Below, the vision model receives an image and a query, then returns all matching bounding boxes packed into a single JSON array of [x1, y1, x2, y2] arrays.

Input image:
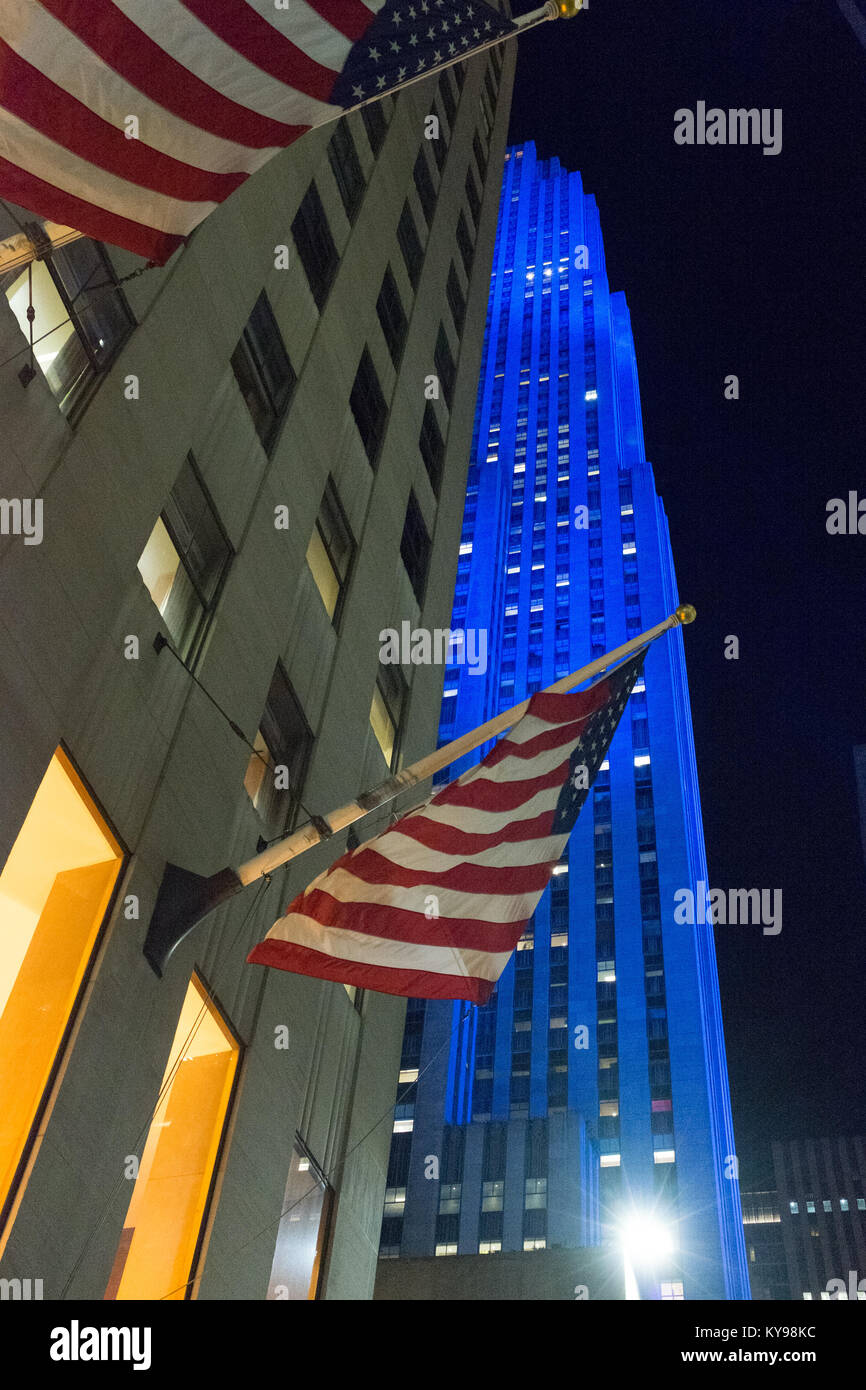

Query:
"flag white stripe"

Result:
[[418, 781, 562, 835], [112, 0, 341, 125], [242, 0, 353, 69], [0, 106, 215, 233], [495, 705, 596, 746], [0, 1, 280, 174], [270, 911, 513, 981], [367, 826, 567, 876], [454, 736, 580, 791], [305, 865, 557, 924]]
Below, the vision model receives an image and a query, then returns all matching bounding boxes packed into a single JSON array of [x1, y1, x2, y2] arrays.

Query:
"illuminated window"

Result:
[[244, 665, 313, 831], [393, 1118, 414, 1133], [435, 1243, 457, 1256], [383, 1186, 406, 1218], [482, 1180, 504, 1212], [307, 477, 355, 626], [105, 974, 239, 1300], [398, 1068, 419, 1084], [479, 1241, 501, 1254], [523, 1238, 546, 1251], [2, 237, 134, 415], [661, 1280, 684, 1300], [0, 749, 124, 1233], [370, 663, 408, 770], [267, 1140, 333, 1300]]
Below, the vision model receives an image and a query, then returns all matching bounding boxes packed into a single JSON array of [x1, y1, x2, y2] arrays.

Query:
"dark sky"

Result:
[[509, 0, 866, 1187]]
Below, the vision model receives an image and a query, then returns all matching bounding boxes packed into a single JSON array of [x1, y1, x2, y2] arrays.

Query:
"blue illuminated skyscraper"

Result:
[[378, 142, 750, 1300]]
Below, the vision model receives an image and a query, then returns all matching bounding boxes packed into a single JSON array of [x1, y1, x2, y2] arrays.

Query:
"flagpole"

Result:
[[142, 603, 694, 974], [236, 603, 694, 885]]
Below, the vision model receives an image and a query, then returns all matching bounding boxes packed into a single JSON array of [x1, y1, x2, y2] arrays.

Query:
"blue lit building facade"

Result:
[[378, 142, 750, 1300]]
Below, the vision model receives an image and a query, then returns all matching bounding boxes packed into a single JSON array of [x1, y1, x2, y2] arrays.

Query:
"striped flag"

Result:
[[0, 1, 516, 265], [248, 651, 646, 1004]]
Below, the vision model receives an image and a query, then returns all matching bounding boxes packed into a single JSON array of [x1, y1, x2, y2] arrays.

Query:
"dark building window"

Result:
[[291, 182, 338, 309], [456, 211, 474, 277], [400, 491, 431, 604], [244, 665, 313, 831], [397, 201, 424, 289], [349, 347, 388, 466], [413, 149, 437, 226], [434, 324, 457, 409], [419, 403, 445, 496], [230, 290, 295, 454], [137, 453, 231, 664], [446, 264, 466, 336], [328, 119, 365, 221], [2, 238, 135, 417], [306, 476, 355, 627], [465, 167, 482, 227], [439, 68, 458, 128], [361, 97, 389, 154], [376, 266, 408, 367], [473, 132, 488, 183]]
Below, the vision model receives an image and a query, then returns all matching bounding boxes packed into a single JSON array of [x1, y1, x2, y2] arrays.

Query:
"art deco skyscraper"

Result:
[[378, 141, 751, 1301]]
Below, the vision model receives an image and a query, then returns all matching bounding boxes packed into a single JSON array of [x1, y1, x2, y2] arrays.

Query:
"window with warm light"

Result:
[[0, 749, 124, 1232], [105, 974, 239, 1300]]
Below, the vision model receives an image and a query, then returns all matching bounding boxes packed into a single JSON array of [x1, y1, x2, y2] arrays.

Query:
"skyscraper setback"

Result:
[[377, 141, 750, 1300]]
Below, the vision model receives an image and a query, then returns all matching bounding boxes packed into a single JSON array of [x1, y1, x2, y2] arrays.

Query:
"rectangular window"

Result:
[[306, 476, 355, 626], [456, 211, 474, 277], [434, 324, 456, 409], [105, 973, 240, 1299], [397, 201, 424, 290], [465, 167, 482, 227], [137, 453, 231, 664], [328, 118, 365, 221], [291, 182, 338, 309], [413, 149, 437, 226], [349, 346, 388, 466], [419, 402, 445, 497], [370, 662, 408, 770], [361, 98, 389, 155], [244, 665, 314, 832], [446, 264, 466, 336], [439, 68, 457, 128], [2, 237, 134, 417], [230, 290, 295, 454], [266, 1140, 333, 1300], [400, 491, 431, 604], [0, 749, 124, 1232], [376, 266, 408, 367]]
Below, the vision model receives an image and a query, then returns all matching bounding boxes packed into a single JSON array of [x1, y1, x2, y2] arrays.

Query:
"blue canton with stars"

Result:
[[330, 1, 516, 108], [550, 650, 647, 836]]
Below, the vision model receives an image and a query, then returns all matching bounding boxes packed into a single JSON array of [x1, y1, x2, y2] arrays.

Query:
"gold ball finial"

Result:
[[675, 604, 697, 625], [557, 1, 584, 17]]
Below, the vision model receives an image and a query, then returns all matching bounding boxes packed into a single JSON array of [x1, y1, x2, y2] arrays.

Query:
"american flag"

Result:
[[0, 1, 516, 266], [248, 651, 646, 1004]]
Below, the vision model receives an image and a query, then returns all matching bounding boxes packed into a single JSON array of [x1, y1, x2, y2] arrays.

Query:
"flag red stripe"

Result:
[[180, 0, 338, 102], [482, 711, 595, 766], [433, 759, 569, 813], [0, 39, 245, 203], [247, 937, 494, 1004], [0, 155, 182, 262], [345, 847, 557, 895], [289, 891, 526, 951], [383, 807, 556, 857], [527, 680, 613, 724], [306, 0, 377, 42], [37, 0, 307, 147]]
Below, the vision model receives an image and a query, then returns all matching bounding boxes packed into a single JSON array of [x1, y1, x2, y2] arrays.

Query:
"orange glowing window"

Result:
[[0, 748, 124, 1233], [106, 974, 239, 1301]]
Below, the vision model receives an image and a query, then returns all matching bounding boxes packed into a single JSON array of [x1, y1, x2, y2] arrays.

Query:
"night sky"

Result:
[[509, 0, 866, 1186]]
